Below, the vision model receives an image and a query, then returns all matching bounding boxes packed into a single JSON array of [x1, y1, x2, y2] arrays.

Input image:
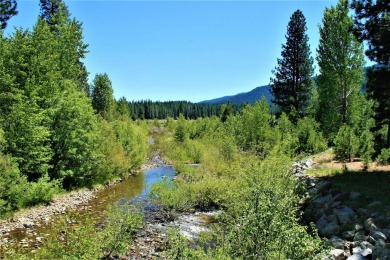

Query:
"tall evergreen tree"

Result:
[[39, 0, 70, 28], [351, 0, 390, 147], [91, 73, 115, 121], [0, 0, 17, 30], [270, 10, 314, 121], [316, 0, 365, 139]]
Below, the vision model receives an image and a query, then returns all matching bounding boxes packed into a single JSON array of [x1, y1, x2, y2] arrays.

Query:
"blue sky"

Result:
[[4, 0, 360, 102]]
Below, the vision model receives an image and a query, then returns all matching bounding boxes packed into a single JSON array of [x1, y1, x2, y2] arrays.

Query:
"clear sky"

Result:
[[4, 0, 357, 102]]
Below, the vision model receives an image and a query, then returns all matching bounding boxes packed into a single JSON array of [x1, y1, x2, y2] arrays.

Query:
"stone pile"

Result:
[[293, 159, 390, 259]]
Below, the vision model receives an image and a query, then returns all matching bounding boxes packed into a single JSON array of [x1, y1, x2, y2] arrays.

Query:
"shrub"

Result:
[[377, 148, 390, 165], [18, 174, 60, 208], [334, 125, 359, 162]]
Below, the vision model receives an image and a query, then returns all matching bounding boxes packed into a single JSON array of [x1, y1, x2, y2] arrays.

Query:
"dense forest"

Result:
[[0, 0, 389, 258]]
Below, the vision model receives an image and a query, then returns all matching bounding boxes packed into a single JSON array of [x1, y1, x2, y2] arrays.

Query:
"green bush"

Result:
[[334, 125, 359, 162], [377, 147, 390, 165], [18, 174, 60, 208]]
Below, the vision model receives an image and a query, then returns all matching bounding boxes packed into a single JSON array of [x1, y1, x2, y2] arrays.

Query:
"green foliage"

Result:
[[235, 99, 276, 156], [18, 174, 60, 208], [91, 73, 116, 121], [316, 0, 365, 139], [50, 89, 99, 189], [270, 9, 314, 121], [296, 117, 327, 154], [377, 148, 390, 165], [101, 203, 143, 258], [174, 114, 188, 143], [0, 153, 26, 216], [334, 125, 360, 162], [0, 0, 18, 30]]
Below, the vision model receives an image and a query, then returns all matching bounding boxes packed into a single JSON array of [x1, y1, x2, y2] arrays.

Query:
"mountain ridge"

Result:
[[199, 84, 272, 104]]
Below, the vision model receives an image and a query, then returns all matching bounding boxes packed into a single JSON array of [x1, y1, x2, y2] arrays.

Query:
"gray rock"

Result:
[[367, 201, 383, 208], [361, 241, 375, 250], [355, 224, 364, 231], [371, 224, 379, 234], [342, 231, 356, 240], [334, 207, 357, 225], [354, 232, 367, 242], [352, 246, 362, 254], [317, 214, 328, 233], [349, 192, 361, 200], [382, 230, 390, 239], [364, 218, 375, 231], [333, 192, 350, 202], [326, 236, 345, 249], [373, 231, 388, 241], [347, 253, 365, 260], [323, 222, 341, 238], [314, 194, 333, 206], [356, 208, 369, 218], [327, 214, 339, 224], [317, 181, 332, 195], [328, 249, 346, 260], [376, 239, 387, 248], [360, 248, 373, 257], [368, 235, 377, 244], [372, 248, 390, 259]]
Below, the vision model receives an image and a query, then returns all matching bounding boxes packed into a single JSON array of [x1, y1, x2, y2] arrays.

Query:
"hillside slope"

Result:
[[199, 85, 272, 104]]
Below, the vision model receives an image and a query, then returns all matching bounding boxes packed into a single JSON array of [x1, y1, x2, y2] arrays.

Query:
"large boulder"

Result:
[[325, 236, 345, 249], [322, 221, 341, 238], [334, 207, 357, 225], [327, 249, 346, 260], [372, 231, 388, 241], [317, 181, 332, 195]]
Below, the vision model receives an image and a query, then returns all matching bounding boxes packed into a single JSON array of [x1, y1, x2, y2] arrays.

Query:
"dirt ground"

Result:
[[312, 152, 390, 172]]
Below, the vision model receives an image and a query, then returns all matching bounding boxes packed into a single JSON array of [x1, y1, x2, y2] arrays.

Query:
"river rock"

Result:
[[312, 194, 332, 207], [372, 231, 387, 241], [376, 239, 387, 248], [323, 222, 341, 238], [327, 249, 346, 260], [364, 218, 375, 232], [349, 192, 361, 201], [326, 236, 345, 249], [367, 201, 383, 209], [347, 253, 365, 260], [332, 192, 350, 202], [355, 224, 364, 231], [382, 229, 390, 239], [360, 241, 375, 250], [334, 206, 357, 225], [372, 248, 390, 259], [342, 231, 355, 240], [354, 232, 367, 242], [317, 181, 332, 195]]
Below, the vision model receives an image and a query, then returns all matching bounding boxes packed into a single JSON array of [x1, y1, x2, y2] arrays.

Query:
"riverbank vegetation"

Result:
[[0, 2, 148, 217], [0, 0, 389, 258]]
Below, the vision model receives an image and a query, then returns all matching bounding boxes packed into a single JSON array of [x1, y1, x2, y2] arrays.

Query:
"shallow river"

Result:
[[6, 166, 176, 247]]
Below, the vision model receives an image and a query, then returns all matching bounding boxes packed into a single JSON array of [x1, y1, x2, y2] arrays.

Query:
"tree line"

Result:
[[0, 0, 147, 216], [270, 0, 389, 164]]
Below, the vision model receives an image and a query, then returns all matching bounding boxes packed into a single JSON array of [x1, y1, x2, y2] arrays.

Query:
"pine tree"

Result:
[[0, 0, 17, 30], [39, 0, 70, 28], [351, 0, 390, 148], [270, 10, 314, 121], [316, 0, 365, 140]]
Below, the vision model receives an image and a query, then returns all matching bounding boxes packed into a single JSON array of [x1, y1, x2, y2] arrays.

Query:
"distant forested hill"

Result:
[[199, 85, 272, 104]]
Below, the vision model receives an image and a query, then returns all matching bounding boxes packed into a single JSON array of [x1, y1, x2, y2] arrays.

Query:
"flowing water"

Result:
[[3, 166, 176, 248]]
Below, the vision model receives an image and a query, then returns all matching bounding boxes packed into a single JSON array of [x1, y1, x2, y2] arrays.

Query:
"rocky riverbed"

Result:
[[293, 159, 390, 260]]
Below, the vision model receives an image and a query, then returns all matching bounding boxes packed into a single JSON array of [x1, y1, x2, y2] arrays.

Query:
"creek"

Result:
[[2, 166, 176, 249]]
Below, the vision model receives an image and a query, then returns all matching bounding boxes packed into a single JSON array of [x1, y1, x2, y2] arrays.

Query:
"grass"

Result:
[[308, 152, 390, 206]]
